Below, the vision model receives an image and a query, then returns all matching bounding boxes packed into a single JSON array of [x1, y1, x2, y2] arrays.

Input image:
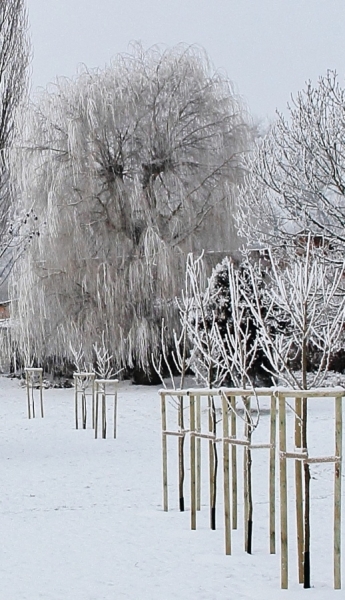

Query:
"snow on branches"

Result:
[[175, 241, 345, 391], [237, 71, 345, 258], [9, 44, 250, 373]]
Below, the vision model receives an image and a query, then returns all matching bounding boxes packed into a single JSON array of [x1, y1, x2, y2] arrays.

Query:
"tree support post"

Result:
[[190, 394, 197, 530], [222, 393, 231, 555], [334, 394, 342, 590], [279, 392, 288, 589], [24, 367, 44, 419]]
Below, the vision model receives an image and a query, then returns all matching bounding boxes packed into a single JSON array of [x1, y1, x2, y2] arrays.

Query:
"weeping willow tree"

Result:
[[0, 0, 30, 293], [10, 44, 250, 374]]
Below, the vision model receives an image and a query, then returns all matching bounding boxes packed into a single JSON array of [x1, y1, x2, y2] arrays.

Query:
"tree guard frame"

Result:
[[73, 372, 95, 430], [220, 388, 277, 557], [160, 386, 342, 590], [159, 389, 190, 513], [24, 367, 44, 419], [278, 389, 343, 590], [94, 378, 119, 439]]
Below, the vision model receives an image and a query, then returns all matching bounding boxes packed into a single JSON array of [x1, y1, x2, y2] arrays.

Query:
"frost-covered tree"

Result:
[[246, 240, 345, 390], [243, 236, 345, 587], [0, 0, 30, 291], [237, 71, 345, 256], [10, 44, 250, 373]]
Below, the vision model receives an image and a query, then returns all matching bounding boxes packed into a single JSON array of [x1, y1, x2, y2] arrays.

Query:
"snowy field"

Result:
[[0, 376, 343, 599]]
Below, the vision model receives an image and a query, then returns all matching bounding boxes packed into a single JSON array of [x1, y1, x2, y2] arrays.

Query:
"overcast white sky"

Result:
[[27, 0, 345, 120]]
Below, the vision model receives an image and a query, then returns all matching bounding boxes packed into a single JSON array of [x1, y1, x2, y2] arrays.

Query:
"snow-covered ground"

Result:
[[0, 376, 343, 599]]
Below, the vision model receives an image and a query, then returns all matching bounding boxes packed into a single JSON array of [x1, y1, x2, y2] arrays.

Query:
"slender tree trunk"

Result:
[[178, 395, 185, 511], [302, 394, 311, 588], [301, 328, 311, 587], [210, 396, 218, 530], [244, 396, 253, 553]]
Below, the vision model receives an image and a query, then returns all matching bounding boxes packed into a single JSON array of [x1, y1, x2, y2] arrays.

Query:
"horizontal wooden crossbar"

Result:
[[280, 451, 340, 464], [305, 456, 340, 464], [278, 389, 344, 399], [280, 451, 308, 460], [223, 437, 273, 449], [223, 437, 249, 447], [73, 372, 95, 378], [250, 443, 273, 449], [190, 431, 222, 442], [159, 390, 189, 397], [187, 389, 221, 396], [162, 430, 188, 438], [220, 387, 274, 397]]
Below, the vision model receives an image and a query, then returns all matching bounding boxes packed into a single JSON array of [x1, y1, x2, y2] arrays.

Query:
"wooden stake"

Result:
[[231, 395, 238, 530], [39, 370, 44, 418], [178, 394, 185, 512], [190, 394, 196, 530], [113, 389, 118, 439], [294, 396, 304, 584], [222, 394, 231, 555], [92, 377, 95, 429], [208, 396, 215, 529], [82, 390, 87, 429], [102, 390, 106, 438], [95, 388, 99, 439], [31, 381, 35, 418], [269, 392, 276, 554], [279, 392, 288, 589], [161, 393, 168, 512], [25, 368, 43, 419], [196, 395, 201, 511], [74, 379, 78, 429], [26, 371, 31, 419], [243, 396, 253, 554], [334, 394, 342, 590]]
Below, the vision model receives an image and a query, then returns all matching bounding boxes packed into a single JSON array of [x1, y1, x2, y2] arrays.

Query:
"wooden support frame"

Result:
[[279, 392, 288, 590], [73, 372, 95, 430], [94, 379, 119, 439], [24, 367, 44, 419], [188, 390, 222, 532], [222, 392, 231, 555], [159, 390, 190, 513], [220, 388, 277, 556], [190, 393, 196, 530], [278, 388, 343, 590], [159, 385, 343, 591], [334, 393, 342, 590]]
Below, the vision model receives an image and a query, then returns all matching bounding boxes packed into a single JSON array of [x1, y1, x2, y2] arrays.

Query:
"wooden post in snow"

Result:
[[294, 395, 304, 584], [196, 395, 201, 511], [279, 392, 288, 589], [231, 395, 238, 530], [94, 379, 118, 439], [190, 393, 196, 530], [24, 367, 44, 419], [160, 391, 168, 512], [334, 393, 342, 590], [269, 391, 277, 555], [222, 392, 231, 555], [73, 372, 95, 430]]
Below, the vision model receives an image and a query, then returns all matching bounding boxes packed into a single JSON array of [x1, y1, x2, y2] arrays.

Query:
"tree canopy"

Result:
[[11, 45, 251, 373], [0, 0, 30, 292], [237, 71, 345, 257]]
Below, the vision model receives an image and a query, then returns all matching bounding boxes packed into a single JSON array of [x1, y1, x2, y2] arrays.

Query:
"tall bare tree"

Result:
[[237, 71, 345, 258], [10, 45, 250, 373], [0, 0, 30, 291]]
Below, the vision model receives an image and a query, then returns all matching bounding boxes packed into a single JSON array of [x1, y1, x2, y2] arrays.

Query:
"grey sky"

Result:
[[27, 0, 345, 120]]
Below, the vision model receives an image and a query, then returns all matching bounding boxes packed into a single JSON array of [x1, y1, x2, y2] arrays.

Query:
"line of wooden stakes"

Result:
[[159, 387, 343, 590], [24, 367, 119, 439]]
